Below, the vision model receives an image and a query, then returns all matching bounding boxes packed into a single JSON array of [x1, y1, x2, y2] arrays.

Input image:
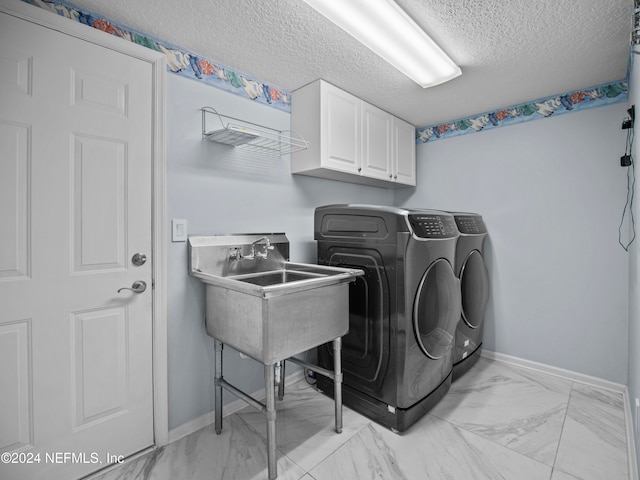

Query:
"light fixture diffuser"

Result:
[[302, 0, 461, 88]]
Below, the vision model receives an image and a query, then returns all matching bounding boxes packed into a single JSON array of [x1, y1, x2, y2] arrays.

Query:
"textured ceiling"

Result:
[[66, 0, 632, 127]]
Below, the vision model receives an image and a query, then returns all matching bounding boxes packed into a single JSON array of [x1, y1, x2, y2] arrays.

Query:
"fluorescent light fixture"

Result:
[[302, 0, 461, 88]]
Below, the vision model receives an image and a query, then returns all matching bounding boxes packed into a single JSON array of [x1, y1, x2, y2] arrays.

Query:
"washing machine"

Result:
[[448, 212, 489, 380], [314, 204, 461, 432]]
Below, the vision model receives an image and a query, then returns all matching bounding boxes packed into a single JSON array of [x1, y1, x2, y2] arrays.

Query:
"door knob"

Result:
[[117, 280, 147, 294], [132, 253, 147, 266]]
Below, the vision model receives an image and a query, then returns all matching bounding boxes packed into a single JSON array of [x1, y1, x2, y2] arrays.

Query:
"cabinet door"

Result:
[[392, 117, 416, 186], [362, 103, 392, 181], [323, 84, 361, 173]]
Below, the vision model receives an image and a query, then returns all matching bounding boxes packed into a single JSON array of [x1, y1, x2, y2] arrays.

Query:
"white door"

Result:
[[0, 11, 154, 480]]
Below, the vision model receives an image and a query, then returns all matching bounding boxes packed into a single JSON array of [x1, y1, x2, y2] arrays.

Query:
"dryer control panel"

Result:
[[454, 215, 487, 234], [408, 214, 458, 238]]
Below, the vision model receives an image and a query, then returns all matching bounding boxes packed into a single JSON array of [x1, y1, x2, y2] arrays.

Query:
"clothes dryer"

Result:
[[448, 212, 489, 380], [314, 204, 461, 432]]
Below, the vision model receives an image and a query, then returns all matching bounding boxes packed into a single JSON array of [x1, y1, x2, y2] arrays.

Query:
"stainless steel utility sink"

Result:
[[189, 234, 362, 364], [189, 233, 359, 480]]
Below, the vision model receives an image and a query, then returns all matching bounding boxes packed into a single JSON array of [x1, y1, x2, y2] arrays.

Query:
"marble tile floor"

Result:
[[93, 357, 633, 480]]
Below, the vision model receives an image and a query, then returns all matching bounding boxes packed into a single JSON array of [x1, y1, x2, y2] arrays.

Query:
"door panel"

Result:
[[0, 50, 32, 97], [72, 135, 127, 272], [72, 307, 127, 427], [72, 68, 127, 115], [0, 121, 29, 279], [0, 11, 154, 480], [0, 320, 31, 452]]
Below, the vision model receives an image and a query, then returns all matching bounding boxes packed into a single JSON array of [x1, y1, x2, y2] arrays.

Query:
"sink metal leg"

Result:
[[277, 360, 285, 400], [214, 339, 223, 435], [264, 363, 277, 480], [333, 337, 343, 434]]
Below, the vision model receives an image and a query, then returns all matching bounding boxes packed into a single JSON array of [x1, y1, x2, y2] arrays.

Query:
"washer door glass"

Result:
[[414, 258, 461, 359], [460, 250, 489, 329]]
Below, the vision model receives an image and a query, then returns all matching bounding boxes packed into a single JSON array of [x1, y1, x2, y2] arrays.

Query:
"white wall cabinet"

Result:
[[292, 80, 416, 188], [323, 84, 361, 174], [392, 116, 417, 185]]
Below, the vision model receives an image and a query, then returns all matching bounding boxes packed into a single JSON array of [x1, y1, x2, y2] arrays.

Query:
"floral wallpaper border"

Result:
[[23, 0, 292, 111], [416, 80, 628, 143], [23, 0, 629, 142]]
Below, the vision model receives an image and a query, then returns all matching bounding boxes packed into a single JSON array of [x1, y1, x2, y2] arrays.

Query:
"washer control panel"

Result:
[[454, 215, 487, 234], [408, 214, 458, 238]]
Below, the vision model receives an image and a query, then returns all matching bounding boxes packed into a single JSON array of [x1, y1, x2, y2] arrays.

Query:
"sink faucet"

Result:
[[251, 236, 274, 259], [228, 237, 274, 261]]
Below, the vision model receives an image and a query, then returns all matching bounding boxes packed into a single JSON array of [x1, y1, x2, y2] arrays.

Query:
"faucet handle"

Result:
[[229, 247, 242, 260], [261, 238, 274, 251], [249, 236, 274, 259]]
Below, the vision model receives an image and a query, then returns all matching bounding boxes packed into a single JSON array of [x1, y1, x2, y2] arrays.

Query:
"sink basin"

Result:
[[227, 262, 343, 289], [188, 235, 362, 364], [232, 270, 322, 286], [192, 261, 359, 297]]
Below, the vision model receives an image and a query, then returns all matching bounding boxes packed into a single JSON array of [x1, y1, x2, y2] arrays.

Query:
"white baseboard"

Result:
[[481, 350, 638, 480], [168, 370, 305, 444], [480, 350, 626, 392]]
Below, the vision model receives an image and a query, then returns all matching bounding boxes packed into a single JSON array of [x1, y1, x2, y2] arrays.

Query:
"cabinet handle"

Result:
[[358, 167, 362, 172]]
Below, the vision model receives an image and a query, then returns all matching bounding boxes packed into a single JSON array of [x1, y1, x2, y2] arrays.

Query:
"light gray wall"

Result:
[[627, 55, 640, 468], [167, 74, 393, 430], [167, 70, 631, 432], [396, 103, 630, 383]]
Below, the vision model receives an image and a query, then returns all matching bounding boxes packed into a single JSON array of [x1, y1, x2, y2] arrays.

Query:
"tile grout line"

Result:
[[300, 420, 376, 476], [427, 359, 575, 477], [549, 380, 575, 480], [231, 381, 376, 477], [231, 400, 311, 478], [482, 350, 638, 479], [298, 407, 376, 474], [429, 410, 558, 476]]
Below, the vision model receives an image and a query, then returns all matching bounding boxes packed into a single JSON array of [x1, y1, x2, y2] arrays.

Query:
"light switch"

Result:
[[172, 219, 187, 242]]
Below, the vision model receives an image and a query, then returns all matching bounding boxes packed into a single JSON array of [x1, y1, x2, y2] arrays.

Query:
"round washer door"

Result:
[[413, 258, 461, 359], [460, 250, 489, 329]]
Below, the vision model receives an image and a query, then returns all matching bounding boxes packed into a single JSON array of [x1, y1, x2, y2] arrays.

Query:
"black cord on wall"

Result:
[[619, 108, 636, 251]]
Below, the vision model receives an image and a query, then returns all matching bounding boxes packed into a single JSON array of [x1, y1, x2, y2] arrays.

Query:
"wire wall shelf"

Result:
[[201, 106, 308, 156]]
